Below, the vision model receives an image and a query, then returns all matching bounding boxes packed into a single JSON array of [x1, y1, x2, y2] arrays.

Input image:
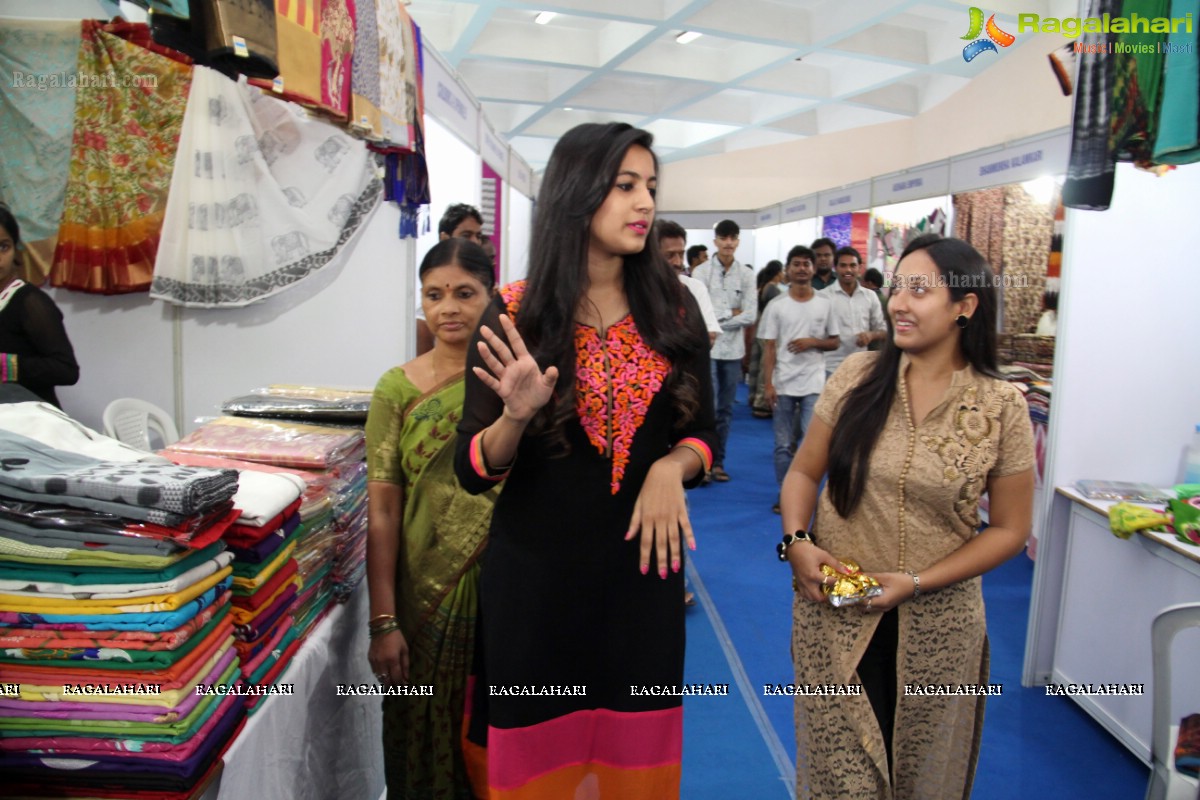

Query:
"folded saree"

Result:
[[0, 551, 233, 600], [0, 689, 242, 763], [231, 541, 294, 589], [0, 565, 232, 614], [0, 430, 238, 516], [0, 500, 238, 550], [230, 567, 299, 625], [235, 599, 294, 654], [0, 613, 233, 688], [164, 417, 365, 470], [0, 608, 229, 674], [1, 695, 246, 789], [0, 646, 232, 725], [245, 629, 305, 714], [0, 655, 238, 741], [0, 543, 226, 587], [6, 632, 235, 707], [0, 578, 230, 631], [227, 513, 303, 563], [0, 533, 193, 570], [223, 499, 303, 547], [0, 593, 229, 657], [238, 614, 288, 679]]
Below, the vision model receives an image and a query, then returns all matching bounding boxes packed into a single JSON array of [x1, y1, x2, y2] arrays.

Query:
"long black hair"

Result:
[[826, 233, 1000, 517], [516, 122, 704, 446]]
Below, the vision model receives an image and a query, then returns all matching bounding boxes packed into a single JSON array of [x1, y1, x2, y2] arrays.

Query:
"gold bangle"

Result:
[[369, 613, 396, 625]]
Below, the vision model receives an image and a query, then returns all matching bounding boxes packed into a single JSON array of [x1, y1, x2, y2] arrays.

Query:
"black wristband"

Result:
[[776, 529, 814, 561]]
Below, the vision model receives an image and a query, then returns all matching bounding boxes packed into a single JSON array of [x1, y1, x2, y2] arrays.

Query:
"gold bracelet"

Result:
[[369, 613, 397, 625], [369, 621, 401, 638]]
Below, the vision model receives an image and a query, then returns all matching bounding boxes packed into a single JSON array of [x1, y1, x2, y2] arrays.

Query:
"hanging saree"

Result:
[[149, 65, 380, 307], [366, 368, 496, 800], [0, 19, 81, 284], [49, 21, 193, 294]]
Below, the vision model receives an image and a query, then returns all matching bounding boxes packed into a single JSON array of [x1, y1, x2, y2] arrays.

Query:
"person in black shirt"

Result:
[[0, 206, 79, 407]]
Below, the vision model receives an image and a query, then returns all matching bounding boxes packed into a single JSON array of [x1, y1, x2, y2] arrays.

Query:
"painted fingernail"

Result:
[[659, 567, 668, 579], [688, 541, 697, 551], [671, 559, 680, 572], [625, 530, 635, 540], [640, 564, 649, 575]]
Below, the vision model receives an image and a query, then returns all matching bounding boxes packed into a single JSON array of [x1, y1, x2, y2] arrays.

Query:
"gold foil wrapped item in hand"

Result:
[[820, 560, 883, 608]]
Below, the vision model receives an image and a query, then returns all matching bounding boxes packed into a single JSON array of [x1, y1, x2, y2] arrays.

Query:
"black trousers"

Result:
[[857, 607, 899, 771]]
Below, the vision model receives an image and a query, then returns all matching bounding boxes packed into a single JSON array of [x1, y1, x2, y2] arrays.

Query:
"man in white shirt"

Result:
[[656, 220, 719, 345], [691, 219, 758, 482], [821, 246, 886, 377], [760, 245, 840, 510]]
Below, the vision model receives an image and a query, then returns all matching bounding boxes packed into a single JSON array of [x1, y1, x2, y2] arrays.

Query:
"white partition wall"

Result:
[[175, 203, 409, 431], [417, 116, 483, 262], [505, 187, 533, 285], [1024, 162, 1200, 685]]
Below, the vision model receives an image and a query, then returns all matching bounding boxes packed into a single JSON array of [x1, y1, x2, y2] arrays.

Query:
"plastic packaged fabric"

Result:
[[221, 384, 372, 423], [164, 417, 365, 470]]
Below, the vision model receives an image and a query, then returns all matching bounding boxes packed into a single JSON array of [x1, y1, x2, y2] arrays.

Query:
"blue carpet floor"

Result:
[[681, 385, 1148, 798]]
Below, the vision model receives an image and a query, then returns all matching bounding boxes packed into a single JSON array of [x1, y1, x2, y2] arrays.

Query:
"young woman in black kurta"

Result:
[[0, 207, 79, 408], [452, 123, 716, 799]]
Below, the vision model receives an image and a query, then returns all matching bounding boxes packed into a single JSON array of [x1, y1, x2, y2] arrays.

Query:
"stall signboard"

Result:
[[949, 131, 1070, 193], [508, 153, 533, 198], [479, 119, 508, 179], [780, 195, 818, 222], [872, 163, 950, 206], [817, 182, 871, 214], [755, 205, 781, 228], [423, 50, 479, 149]]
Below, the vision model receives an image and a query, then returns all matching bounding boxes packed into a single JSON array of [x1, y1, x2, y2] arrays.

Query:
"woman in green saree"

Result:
[[366, 238, 497, 799]]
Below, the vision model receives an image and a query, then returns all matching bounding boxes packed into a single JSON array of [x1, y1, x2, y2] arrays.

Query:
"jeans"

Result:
[[773, 393, 818, 484], [710, 358, 741, 467]]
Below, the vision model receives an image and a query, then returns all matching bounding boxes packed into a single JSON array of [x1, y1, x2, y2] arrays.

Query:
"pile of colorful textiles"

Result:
[[164, 413, 366, 631], [0, 403, 246, 798]]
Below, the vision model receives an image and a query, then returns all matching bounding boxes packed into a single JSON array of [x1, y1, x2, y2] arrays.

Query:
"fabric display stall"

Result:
[[0, 402, 247, 799], [163, 411, 366, 625], [952, 185, 1057, 334], [868, 205, 947, 276]]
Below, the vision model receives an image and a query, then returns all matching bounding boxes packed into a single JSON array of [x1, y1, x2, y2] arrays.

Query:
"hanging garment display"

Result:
[[1001, 186, 1055, 334], [1153, 0, 1200, 163], [1063, 0, 1120, 209], [0, 19, 81, 284], [247, 0, 355, 119], [49, 21, 193, 294], [150, 65, 380, 307], [190, 0, 280, 80], [351, 0, 418, 148]]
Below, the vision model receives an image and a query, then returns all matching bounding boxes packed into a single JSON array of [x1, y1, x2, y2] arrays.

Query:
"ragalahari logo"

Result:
[[961, 7, 1015, 61]]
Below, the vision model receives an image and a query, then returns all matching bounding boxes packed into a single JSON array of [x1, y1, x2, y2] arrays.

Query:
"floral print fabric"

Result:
[[50, 22, 192, 294]]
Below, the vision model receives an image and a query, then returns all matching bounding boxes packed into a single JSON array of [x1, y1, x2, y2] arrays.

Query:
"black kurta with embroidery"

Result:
[[454, 281, 715, 797]]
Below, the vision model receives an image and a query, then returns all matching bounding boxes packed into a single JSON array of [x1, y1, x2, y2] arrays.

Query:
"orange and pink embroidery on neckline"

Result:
[[501, 281, 670, 494]]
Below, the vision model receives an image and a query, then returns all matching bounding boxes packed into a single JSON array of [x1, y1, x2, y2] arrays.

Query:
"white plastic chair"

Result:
[[1146, 603, 1200, 800], [102, 398, 180, 452]]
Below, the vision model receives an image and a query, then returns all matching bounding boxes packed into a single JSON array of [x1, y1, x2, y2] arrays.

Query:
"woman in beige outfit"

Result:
[[779, 234, 1035, 799]]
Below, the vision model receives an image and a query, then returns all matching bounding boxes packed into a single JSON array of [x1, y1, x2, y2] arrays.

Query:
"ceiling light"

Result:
[[676, 31, 702, 44], [534, 11, 555, 24], [563, 106, 574, 111]]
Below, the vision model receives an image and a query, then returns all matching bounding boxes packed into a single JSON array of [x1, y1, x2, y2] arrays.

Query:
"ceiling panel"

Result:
[[406, 0, 1036, 171]]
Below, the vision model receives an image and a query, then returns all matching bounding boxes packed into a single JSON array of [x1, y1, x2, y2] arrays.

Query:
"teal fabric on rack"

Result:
[[1153, 0, 1200, 163]]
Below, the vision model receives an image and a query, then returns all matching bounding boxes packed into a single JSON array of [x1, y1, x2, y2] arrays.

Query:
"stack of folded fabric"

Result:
[[165, 415, 366, 624], [162, 424, 348, 642], [0, 406, 247, 798]]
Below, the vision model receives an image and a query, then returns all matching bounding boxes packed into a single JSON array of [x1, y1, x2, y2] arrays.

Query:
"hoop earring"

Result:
[[955, 314, 969, 329]]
